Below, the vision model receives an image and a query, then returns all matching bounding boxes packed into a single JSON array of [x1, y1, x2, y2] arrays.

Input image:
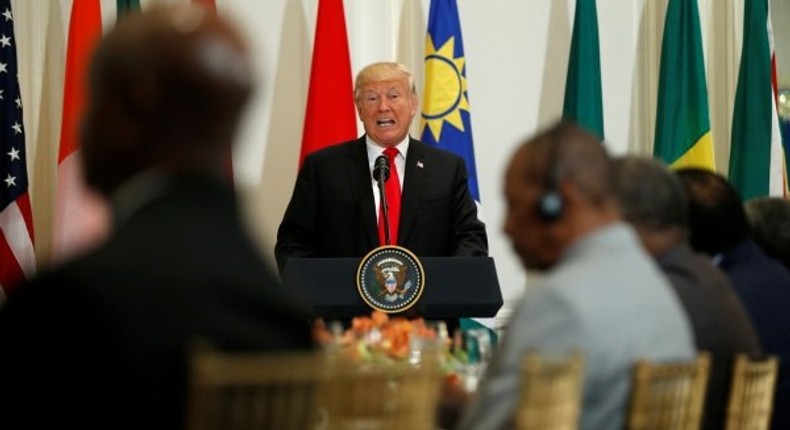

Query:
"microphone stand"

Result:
[[374, 155, 391, 246], [377, 177, 391, 246]]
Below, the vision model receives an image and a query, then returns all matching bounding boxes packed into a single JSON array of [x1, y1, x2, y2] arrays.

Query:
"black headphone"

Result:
[[537, 141, 564, 221]]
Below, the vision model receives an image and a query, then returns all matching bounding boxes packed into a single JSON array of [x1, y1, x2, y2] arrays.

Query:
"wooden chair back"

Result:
[[724, 354, 779, 430], [515, 350, 585, 430], [626, 351, 711, 430], [185, 345, 444, 430], [319, 352, 444, 430], [185, 346, 324, 430]]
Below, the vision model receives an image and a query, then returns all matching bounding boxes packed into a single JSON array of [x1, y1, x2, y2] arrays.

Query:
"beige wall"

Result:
[[11, 0, 787, 316]]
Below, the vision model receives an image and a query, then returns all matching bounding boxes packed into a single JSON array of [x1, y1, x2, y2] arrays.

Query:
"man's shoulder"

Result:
[[1, 257, 101, 323], [304, 138, 362, 161], [660, 244, 730, 285], [725, 239, 790, 283], [408, 138, 463, 162]]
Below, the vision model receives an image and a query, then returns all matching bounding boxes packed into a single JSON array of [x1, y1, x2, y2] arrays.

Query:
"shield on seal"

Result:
[[356, 245, 425, 313]]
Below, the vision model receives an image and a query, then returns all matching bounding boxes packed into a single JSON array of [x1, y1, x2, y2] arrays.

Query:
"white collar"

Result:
[[365, 135, 410, 159]]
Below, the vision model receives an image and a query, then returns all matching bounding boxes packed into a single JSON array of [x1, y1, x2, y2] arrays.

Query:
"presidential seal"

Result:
[[356, 246, 425, 313]]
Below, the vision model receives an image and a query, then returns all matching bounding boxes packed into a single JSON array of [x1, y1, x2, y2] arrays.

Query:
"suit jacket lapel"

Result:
[[347, 136, 379, 250], [398, 138, 428, 245]]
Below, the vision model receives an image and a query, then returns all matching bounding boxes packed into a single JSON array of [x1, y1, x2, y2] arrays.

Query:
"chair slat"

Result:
[[516, 350, 585, 430], [724, 353, 779, 430], [626, 351, 711, 430]]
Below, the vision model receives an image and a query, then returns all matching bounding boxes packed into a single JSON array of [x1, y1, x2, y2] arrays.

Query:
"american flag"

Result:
[[0, 0, 35, 299]]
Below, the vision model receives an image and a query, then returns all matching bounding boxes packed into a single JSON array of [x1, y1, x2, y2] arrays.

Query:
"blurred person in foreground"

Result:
[[275, 62, 487, 274], [676, 168, 790, 430], [744, 196, 790, 269], [613, 155, 761, 430], [0, 5, 313, 429], [456, 121, 694, 430]]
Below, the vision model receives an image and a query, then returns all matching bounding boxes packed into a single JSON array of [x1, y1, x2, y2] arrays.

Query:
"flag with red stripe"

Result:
[[728, 0, 785, 199], [0, 0, 35, 297], [53, 0, 109, 263]]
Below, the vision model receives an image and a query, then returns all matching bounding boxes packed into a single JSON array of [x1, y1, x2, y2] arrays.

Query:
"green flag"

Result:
[[729, 0, 781, 200], [562, 0, 604, 140], [116, 0, 140, 20], [654, 0, 715, 169]]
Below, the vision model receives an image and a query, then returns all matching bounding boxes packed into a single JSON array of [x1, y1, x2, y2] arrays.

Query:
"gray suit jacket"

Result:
[[457, 223, 695, 430]]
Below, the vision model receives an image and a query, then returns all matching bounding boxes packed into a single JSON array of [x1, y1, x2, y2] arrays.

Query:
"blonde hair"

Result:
[[354, 62, 416, 102]]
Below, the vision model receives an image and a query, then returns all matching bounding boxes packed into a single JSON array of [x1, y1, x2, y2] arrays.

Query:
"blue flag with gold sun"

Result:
[[422, 0, 497, 340], [421, 0, 479, 202]]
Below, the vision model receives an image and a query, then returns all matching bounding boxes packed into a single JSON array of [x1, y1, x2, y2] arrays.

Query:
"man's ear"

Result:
[[556, 180, 579, 213]]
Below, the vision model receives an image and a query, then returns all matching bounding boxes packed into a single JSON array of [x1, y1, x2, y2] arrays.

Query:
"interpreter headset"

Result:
[[537, 139, 564, 222]]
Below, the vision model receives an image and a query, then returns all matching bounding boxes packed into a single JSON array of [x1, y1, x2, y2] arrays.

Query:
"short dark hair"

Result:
[[674, 168, 749, 256], [613, 156, 688, 232]]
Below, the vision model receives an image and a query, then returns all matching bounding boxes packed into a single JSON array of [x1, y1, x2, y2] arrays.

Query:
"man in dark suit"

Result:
[[275, 62, 488, 274], [676, 167, 790, 430], [0, 5, 313, 430], [744, 196, 790, 269], [614, 156, 761, 430]]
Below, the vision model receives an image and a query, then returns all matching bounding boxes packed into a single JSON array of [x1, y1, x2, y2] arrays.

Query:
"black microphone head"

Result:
[[373, 155, 390, 182]]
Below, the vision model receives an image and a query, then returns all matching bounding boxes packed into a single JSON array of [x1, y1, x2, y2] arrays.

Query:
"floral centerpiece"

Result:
[[313, 310, 471, 390]]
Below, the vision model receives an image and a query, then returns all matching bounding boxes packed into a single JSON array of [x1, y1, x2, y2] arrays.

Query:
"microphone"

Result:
[[373, 155, 390, 182], [373, 155, 391, 245]]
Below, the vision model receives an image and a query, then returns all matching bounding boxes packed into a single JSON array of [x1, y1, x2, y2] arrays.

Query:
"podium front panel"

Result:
[[282, 257, 502, 320]]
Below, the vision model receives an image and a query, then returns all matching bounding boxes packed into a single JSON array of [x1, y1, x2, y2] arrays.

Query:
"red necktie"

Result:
[[378, 147, 401, 246]]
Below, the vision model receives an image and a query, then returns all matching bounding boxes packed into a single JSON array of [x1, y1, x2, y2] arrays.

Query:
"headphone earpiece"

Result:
[[537, 143, 564, 222], [538, 189, 563, 221]]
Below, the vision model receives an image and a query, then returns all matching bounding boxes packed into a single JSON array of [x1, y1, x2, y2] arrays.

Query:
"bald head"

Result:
[[512, 121, 614, 207], [81, 4, 253, 196], [503, 121, 618, 270]]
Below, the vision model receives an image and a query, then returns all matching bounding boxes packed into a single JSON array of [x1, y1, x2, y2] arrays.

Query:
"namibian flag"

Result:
[[420, 0, 479, 203], [422, 0, 497, 339]]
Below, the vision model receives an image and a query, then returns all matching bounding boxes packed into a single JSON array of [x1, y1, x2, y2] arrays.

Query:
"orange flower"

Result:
[[313, 311, 446, 360], [371, 310, 389, 327]]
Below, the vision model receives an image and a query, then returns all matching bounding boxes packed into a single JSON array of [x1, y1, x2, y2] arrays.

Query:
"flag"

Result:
[[299, 0, 357, 166], [116, 0, 140, 19], [53, 0, 109, 263], [421, 0, 480, 202], [653, 0, 715, 169], [421, 0, 492, 337], [0, 0, 35, 298], [729, 0, 785, 200], [563, 0, 604, 140]]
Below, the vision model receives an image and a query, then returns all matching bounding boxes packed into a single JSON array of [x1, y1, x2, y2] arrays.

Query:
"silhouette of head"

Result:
[[81, 4, 253, 196]]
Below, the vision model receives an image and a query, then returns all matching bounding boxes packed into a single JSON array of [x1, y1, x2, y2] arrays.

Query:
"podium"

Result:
[[281, 257, 503, 320]]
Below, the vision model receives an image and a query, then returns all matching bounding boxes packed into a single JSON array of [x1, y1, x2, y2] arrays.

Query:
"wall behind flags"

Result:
[[11, 0, 790, 317]]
